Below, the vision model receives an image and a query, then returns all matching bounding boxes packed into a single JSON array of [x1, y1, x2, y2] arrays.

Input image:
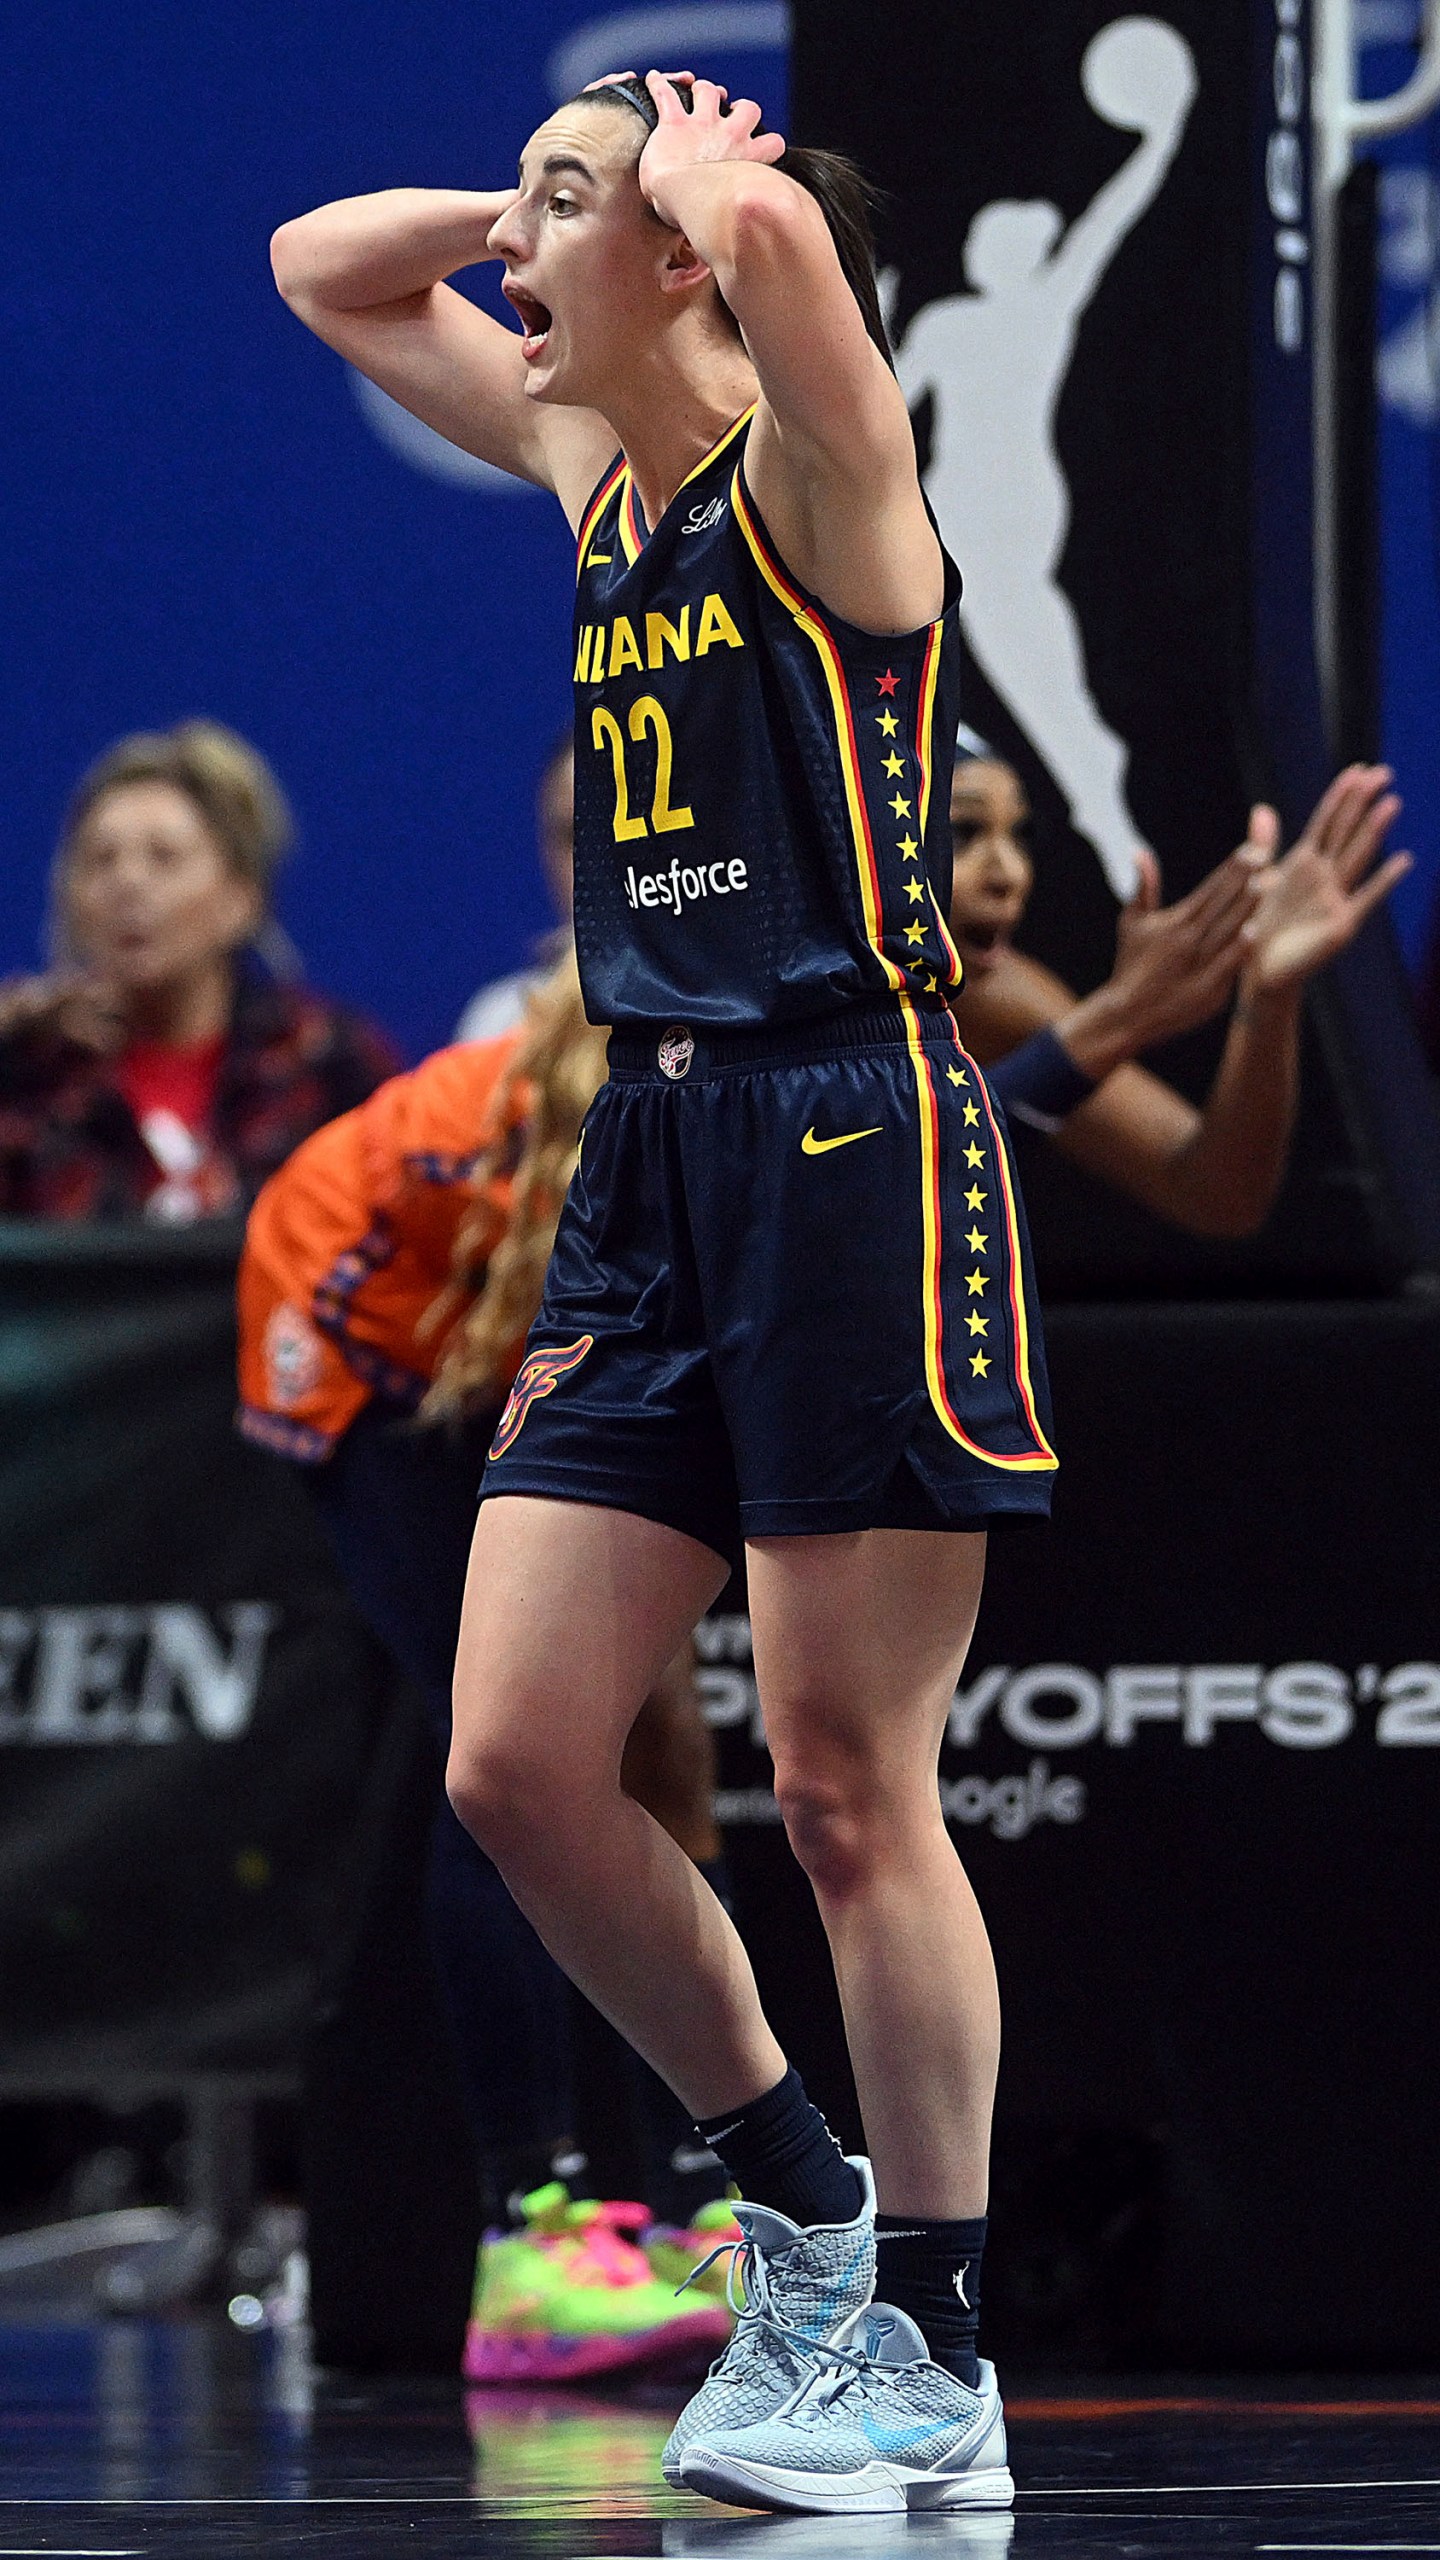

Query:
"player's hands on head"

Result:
[[1239, 764, 1411, 996], [638, 70, 785, 220]]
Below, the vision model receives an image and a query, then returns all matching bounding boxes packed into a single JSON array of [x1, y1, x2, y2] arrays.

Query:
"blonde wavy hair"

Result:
[[424, 950, 608, 1417], [60, 720, 294, 895]]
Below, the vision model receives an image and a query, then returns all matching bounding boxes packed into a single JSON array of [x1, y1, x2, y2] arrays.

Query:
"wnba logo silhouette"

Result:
[[894, 17, 1198, 901], [489, 1336, 595, 1458]]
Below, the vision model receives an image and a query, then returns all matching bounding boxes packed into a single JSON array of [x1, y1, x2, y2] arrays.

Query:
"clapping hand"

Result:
[[1240, 766, 1411, 997]]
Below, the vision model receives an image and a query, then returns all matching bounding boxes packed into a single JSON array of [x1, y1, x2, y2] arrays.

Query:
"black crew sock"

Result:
[[875, 2213, 987, 2389], [696, 2066, 864, 2229]]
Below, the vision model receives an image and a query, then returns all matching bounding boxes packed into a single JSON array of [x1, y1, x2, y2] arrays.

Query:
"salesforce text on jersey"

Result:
[[624, 855, 750, 914]]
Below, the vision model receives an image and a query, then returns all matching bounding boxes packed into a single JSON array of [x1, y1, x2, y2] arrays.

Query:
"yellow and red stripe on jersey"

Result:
[[731, 468, 905, 996], [913, 620, 965, 990], [577, 457, 627, 574], [609, 408, 759, 572], [900, 997, 1057, 1473]]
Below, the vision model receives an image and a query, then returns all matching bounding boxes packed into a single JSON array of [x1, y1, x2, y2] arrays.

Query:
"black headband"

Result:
[[583, 74, 662, 131]]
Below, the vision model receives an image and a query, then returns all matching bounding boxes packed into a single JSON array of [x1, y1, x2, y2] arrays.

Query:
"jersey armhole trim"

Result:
[[576, 455, 626, 570]]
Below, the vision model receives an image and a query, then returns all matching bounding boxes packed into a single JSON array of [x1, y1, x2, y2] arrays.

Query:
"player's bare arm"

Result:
[[270, 186, 615, 523], [637, 77, 943, 633]]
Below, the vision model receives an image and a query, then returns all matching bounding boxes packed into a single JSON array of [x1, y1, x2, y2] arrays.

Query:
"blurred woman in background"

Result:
[[950, 738, 1410, 1228], [0, 721, 396, 1220], [238, 953, 736, 2385]]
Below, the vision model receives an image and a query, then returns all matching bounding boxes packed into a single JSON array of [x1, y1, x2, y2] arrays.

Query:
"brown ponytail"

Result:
[[775, 147, 893, 369]]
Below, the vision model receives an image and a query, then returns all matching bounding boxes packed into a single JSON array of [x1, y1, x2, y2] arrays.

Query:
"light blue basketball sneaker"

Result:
[[660, 2158, 876, 2488], [678, 2301, 1014, 2515]]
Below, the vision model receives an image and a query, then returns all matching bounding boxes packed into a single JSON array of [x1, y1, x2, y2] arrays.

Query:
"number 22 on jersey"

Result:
[[592, 697, 694, 841]]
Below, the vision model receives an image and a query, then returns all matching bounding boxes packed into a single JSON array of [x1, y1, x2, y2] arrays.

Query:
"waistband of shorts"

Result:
[[606, 1000, 959, 1081]]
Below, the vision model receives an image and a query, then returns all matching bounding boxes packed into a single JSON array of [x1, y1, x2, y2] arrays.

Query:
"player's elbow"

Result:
[[270, 218, 314, 307], [270, 214, 342, 314]]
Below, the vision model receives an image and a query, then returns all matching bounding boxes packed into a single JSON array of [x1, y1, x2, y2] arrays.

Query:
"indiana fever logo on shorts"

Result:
[[489, 1336, 595, 1459]]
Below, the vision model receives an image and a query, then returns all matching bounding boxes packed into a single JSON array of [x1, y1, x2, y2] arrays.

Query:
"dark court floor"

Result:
[[2, 2316, 1439, 2557]]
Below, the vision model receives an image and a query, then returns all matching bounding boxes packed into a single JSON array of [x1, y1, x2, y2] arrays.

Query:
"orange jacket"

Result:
[[237, 1034, 525, 1460]]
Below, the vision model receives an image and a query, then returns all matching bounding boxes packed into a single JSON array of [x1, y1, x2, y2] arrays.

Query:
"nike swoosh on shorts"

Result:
[[801, 1125, 884, 1156]]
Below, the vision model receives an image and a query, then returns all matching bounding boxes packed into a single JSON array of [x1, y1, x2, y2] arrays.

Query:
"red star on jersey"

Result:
[[876, 669, 899, 697]]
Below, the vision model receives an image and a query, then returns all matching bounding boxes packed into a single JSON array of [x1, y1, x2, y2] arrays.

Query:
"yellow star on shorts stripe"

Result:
[[963, 1102, 980, 1126], [965, 1184, 985, 1209], [967, 1271, 989, 1297], [947, 1065, 968, 1086], [904, 924, 927, 948], [883, 751, 905, 778], [876, 709, 899, 736], [905, 878, 925, 902], [966, 1312, 990, 1337], [898, 834, 920, 860], [890, 794, 911, 819], [970, 1351, 991, 1377], [964, 1142, 984, 1168], [965, 1227, 987, 1253]]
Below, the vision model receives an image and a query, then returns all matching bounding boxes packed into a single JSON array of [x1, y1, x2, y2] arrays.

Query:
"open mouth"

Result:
[[953, 918, 1013, 972], [503, 283, 553, 358]]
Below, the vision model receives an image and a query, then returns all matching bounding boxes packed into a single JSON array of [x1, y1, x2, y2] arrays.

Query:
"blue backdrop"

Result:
[[6, 6, 1437, 1054], [1368, 1, 1440, 982], [3, 4, 788, 1058]]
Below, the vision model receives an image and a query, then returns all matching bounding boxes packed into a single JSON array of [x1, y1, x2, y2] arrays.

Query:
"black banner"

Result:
[[793, 0, 1440, 1288], [0, 1221, 393, 2087], [710, 1301, 1440, 2361]]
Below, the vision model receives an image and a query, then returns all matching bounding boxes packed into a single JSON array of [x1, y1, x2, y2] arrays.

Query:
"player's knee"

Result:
[[446, 1721, 552, 1856], [772, 1768, 883, 1902]]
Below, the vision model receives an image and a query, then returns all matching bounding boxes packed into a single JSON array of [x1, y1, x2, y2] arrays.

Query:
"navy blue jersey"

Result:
[[570, 406, 964, 1030]]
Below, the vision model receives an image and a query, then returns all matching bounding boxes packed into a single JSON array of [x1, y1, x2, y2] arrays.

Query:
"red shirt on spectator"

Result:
[[0, 969, 398, 1222]]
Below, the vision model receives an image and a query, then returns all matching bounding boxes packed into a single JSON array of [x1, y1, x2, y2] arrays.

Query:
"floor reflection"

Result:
[[3, 2315, 1438, 2558]]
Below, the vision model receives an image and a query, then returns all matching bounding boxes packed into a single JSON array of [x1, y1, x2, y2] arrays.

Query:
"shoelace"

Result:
[[677, 2231, 859, 2379]]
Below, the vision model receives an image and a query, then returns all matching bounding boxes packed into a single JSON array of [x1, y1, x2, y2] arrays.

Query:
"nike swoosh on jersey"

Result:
[[801, 1125, 884, 1157]]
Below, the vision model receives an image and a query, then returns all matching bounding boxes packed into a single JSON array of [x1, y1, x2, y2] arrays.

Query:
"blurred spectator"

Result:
[[238, 959, 738, 2345], [0, 721, 397, 1221], [950, 743, 1409, 1233], [454, 735, 573, 1041]]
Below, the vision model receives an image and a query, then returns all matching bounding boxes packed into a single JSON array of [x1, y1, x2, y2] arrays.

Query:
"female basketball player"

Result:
[[273, 72, 1044, 2513]]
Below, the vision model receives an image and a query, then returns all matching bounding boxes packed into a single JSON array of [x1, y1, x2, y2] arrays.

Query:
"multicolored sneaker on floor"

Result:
[[678, 2302, 1014, 2514], [645, 2198, 743, 2305], [660, 2156, 876, 2487], [463, 2182, 733, 2386]]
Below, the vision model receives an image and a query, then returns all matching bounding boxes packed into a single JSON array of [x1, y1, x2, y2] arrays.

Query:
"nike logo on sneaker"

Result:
[[801, 1125, 883, 1156], [860, 2415, 971, 2458]]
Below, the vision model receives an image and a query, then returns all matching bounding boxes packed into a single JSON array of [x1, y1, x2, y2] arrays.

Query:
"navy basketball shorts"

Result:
[[481, 1001, 1057, 1569]]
